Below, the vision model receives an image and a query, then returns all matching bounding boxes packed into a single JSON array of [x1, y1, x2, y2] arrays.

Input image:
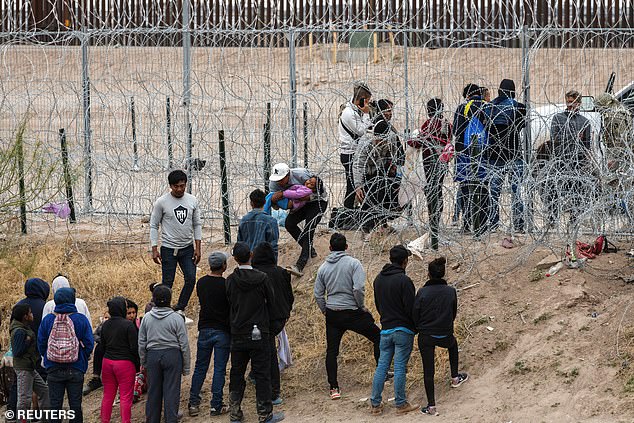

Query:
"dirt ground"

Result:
[[1, 224, 634, 422]]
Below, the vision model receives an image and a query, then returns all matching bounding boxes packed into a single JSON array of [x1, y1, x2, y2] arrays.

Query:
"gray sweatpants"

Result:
[[145, 348, 183, 423], [15, 369, 50, 416]]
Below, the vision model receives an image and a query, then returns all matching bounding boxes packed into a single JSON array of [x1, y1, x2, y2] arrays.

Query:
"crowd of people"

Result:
[[337, 80, 596, 242], [3, 78, 606, 422]]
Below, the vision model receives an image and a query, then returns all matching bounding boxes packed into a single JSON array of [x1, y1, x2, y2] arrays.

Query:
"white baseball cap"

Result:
[[269, 163, 290, 182]]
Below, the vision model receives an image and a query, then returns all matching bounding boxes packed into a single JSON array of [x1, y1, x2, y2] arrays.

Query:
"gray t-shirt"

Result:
[[150, 192, 202, 249]]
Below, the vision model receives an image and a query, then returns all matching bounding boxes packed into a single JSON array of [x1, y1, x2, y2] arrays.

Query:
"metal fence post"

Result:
[[16, 126, 26, 234], [82, 32, 93, 212], [166, 96, 173, 170], [219, 130, 232, 245], [303, 102, 309, 167], [403, 30, 410, 133], [264, 103, 272, 192], [183, 0, 192, 186], [59, 128, 77, 223], [130, 96, 139, 170], [521, 25, 533, 233], [288, 29, 298, 167]]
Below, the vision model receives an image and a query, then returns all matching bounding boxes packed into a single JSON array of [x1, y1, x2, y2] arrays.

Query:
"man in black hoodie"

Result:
[[413, 257, 468, 416], [369, 245, 417, 415], [487, 79, 527, 232], [225, 242, 284, 423], [252, 242, 294, 405]]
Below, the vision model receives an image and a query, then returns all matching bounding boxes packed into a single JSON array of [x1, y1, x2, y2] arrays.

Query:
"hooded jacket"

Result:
[[488, 79, 527, 163], [339, 101, 373, 155], [226, 266, 274, 336], [16, 278, 50, 334], [42, 277, 92, 327], [252, 243, 294, 322], [413, 279, 457, 336], [37, 287, 94, 373], [10, 319, 39, 370], [100, 297, 140, 370], [138, 307, 191, 374], [373, 264, 416, 332], [314, 251, 366, 314]]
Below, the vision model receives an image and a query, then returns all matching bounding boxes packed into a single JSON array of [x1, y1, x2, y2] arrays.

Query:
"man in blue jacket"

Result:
[[38, 287, 94, 423], [237, 189, 279, 262]]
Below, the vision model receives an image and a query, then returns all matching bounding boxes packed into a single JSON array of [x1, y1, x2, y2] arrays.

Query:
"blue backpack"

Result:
[[463, 100, 488, 149]]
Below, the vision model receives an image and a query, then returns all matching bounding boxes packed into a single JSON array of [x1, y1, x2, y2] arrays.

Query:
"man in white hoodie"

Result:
[[42, 274, 92, 326], [339, 82, 373, 209], [314, 233, 380, 400]]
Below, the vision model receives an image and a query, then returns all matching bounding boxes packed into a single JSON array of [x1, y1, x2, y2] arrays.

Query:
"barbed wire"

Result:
[[0, 2, 633, 280]]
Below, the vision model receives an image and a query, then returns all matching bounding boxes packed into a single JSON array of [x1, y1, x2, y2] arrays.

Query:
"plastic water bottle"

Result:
[[546, 262, 564, 277], [251, 324, 261, 341]]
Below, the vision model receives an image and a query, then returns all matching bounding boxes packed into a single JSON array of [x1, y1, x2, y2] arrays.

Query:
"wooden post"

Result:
[[373, 32, 379, 63], [332, 31, 338, 64], [309, 32, 314, 62]]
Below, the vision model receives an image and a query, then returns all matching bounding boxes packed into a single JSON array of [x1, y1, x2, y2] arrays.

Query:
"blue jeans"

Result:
[[487, 159, 525, 231], [160, 244, 197, 310], [189, 328, 231, 409], [370, 330, 414, 407], [47, 367, 84, 423]]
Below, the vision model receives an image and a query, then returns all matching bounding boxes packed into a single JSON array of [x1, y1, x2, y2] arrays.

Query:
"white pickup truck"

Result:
[[529, 80, 634, 156]]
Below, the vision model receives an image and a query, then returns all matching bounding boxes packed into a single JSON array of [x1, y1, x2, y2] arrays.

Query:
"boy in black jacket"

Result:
[[252, 242, 294, 405], [413, 257, 468, 416], [226, 242, 284, 423], [369, 245, 418, 415]]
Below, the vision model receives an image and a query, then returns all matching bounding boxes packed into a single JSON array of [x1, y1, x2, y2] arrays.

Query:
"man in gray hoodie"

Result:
[[138, 285, 190, 423], [314, 233, 380, 400]]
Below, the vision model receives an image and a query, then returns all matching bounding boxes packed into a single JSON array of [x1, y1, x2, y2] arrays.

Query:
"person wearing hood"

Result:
[[10, 304, 50, 421], [42, 275, 92, 327], [188, 252, 231, 417], [353, 116, 404, 240], [252, 242, 294, 405], [7, 277, 51, 419], [38, 287, 94, 423], [225, 242, 283, 423], [314, 233, 380, 400], [544, 90, 592, 228], [413, 258, 468, 416], [369, 245, 417, 415], [138, 285, 190, 423], [339, 82, 373, 209], [412, 98, 453, 250], [100, 297, 140, 423], [486, 79, 527, 232]]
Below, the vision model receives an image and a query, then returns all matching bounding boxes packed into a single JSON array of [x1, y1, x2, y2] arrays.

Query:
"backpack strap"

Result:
[[340, 119, 361, 141]]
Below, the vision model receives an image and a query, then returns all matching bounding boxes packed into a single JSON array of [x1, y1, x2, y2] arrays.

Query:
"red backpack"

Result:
[[576, 235, 617, 259], [47, 313, 79, 363]]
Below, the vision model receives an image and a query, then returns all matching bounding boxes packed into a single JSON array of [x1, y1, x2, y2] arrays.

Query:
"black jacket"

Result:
[[487, 95, 527, 163], [413, 278, 457, 336], [226, 267, 274, 336], [16, 278, 50, 334], [373, 264, 416, 332], [101, 297, 140, 370], [196, 275, 230, 332], [252, 243, 294, 322]]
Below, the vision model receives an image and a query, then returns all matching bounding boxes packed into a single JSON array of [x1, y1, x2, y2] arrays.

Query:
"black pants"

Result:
[[229, 336, 272, 423], [465, 181, 489, 236], [146, 348, 183, 423], [284, 200, 327, 268], [419, 334, 459, 407], [340, 153, 356, 209], [93, 341, 105, 376], [423, 158, 447, 250], [325, 309, 380, 389], [360, 176, 399, 233]]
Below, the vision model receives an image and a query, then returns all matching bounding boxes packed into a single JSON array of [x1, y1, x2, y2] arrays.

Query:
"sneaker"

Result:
[[385, 371, 394, 381], [310, 247, 318, 258], [272, 397, 283, 406], [370, 403, 383, 415], [421, 405, 438, 416], [83, 376, 102, 396], [451, 372, 469, 388], [210, 405, 229, 416], [286, 265, 304, 277], [263, 412, 285, 423], [363, 232, 372, 243], [188, 404, 200, 417], [396, 402, 419, 415], [329, 387, 341, 400]]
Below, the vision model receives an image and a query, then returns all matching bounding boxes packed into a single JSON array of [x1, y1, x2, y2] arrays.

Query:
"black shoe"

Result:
[[310, 247, 317, 258], [83, 376, 102, 396]]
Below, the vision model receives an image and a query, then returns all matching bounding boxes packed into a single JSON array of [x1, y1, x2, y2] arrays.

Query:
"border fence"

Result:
[[1, 1, 634, 244]]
